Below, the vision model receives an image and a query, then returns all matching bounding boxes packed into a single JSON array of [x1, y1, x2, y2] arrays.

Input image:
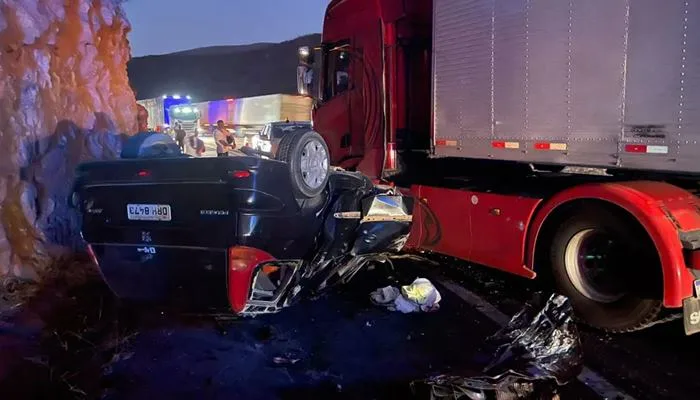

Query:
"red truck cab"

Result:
[[306, 0, 432, 179]]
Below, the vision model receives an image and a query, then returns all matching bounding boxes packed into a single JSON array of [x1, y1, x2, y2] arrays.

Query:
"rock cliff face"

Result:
[[0, 0, 136, 284]]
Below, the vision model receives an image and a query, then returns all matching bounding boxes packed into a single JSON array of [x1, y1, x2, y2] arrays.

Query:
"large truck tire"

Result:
[[549, 207, 663, 332], [276, 130, 330, 199]]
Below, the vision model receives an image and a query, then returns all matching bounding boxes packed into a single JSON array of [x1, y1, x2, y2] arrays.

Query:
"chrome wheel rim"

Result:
[[299, 139, 329, 189], [564, 228, 626, 303]]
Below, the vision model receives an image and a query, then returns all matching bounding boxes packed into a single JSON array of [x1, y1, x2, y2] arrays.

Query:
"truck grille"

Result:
[[180, 121, 197, 134]]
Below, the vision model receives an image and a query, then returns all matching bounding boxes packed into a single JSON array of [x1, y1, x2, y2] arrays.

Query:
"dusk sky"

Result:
[[123, 0, 328, 57]]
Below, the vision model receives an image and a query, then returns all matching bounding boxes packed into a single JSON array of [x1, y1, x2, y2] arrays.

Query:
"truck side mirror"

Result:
[[297, 65, 314, 97]]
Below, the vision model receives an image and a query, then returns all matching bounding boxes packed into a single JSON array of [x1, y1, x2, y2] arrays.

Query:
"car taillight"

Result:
[[231, 170, 251, 179], [228, 246, 273, 271], [227, 246, 276, 313], [137, 170, 150, 177]]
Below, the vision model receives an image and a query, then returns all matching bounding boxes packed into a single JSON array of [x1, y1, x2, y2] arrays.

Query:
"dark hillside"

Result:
[[128, 34, 321, 101]]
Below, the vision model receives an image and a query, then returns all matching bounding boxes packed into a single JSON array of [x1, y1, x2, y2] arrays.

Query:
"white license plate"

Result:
[[127, 204, 172, 221]]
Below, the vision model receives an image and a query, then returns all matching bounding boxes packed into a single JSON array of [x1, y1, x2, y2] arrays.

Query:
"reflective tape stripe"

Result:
[[492, 141, 520, 149], [435, 139, 458, 147], [624, 144, 669, 154], [534, 142, 567, 151], [550, 143, 567, 151], [647, 145, 669, 154]]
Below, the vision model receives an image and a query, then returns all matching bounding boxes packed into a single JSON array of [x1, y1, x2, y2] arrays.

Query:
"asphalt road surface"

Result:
[[97, 263, 600, 399], [0, 255, 696, 399], [423, 254, 698, 400]]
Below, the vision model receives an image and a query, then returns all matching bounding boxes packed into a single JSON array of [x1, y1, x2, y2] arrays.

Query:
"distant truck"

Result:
[[168, 104, 201, 137], [194, 94, 312, 133], [136, 95, 199, 135]]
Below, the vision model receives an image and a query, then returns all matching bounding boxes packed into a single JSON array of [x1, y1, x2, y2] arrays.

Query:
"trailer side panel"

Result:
[[432, 0, 700, 174]]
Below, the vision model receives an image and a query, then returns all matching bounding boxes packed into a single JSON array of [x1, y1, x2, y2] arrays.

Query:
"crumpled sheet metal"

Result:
[[484, 294, 583, 384], [244, 172, 414, 314], [304, 175, 413, 291], [411, 294, 582, 399]]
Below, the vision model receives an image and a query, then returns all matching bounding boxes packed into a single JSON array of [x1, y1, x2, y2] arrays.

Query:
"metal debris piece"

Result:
[[411, 294, 582, 399]]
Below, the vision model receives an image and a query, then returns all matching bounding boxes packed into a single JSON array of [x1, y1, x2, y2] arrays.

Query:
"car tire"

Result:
[[276, 130, 330, 199], [549, 207, 663, 332]]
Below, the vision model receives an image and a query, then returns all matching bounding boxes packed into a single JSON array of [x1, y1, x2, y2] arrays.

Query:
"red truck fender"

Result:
[[526, 181, 700, 308]]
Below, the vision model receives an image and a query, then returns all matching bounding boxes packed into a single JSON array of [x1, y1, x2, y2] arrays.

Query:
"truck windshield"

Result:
[[169, 106, 199, 121]]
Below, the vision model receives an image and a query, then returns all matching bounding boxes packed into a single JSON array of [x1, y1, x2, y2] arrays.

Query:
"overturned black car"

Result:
[[72, 131, 413, 315]]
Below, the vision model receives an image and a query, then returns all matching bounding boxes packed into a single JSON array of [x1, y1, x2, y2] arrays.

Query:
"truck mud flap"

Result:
[[683, 280, 700, 335]]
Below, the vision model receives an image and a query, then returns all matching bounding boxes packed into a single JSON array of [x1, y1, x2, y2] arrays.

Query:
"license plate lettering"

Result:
[[683, 295, 700, 335], [127, 204, 171, 221]]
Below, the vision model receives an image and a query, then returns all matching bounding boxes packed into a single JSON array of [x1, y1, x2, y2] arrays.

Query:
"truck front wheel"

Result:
[[549, 208, 663, 332]]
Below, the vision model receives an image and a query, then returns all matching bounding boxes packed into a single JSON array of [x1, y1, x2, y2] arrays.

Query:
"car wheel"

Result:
[[276, 130, 330, 199], [549, 207, 663, 332]]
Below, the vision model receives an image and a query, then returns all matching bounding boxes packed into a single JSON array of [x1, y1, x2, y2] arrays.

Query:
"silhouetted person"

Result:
[[215, 120, 234, 156], [174, 122, 186, 151]]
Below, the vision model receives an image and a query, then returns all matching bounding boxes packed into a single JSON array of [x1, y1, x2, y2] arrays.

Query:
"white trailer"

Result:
[[431, 0, 700, 174]]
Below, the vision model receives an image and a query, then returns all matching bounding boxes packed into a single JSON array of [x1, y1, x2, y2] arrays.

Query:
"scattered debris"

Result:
[[273, 356, 301, 366], [272, 350, 303, 366], [411, 294, 582, 399], [370, 278, 442, 313]]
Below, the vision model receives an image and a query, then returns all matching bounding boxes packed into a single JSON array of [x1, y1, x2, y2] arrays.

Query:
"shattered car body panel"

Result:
[[74, 152, 413, 316], [235, 173, 415, 316], [411, 294, 583, 399]]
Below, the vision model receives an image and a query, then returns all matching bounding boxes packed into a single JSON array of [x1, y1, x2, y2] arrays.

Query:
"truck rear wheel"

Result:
[[549, 207, 662, 332], [276, 130, 330, 199]]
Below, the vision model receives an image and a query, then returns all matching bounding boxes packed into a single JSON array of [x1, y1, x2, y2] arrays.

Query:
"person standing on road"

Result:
[[215, 120, 234, 157], [185, 131, 205, 156], [174, 122, 186, 152]]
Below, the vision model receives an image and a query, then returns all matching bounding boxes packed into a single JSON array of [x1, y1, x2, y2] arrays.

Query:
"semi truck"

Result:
[[294, 0, 700, 334], [136, 95, 199, 134], [194, 94, 313, 149], [195, 94, 312, 131]]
